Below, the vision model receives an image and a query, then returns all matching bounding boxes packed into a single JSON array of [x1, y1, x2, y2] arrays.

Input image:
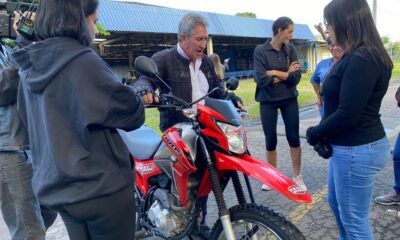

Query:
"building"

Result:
[[97, 0, 320, 80]]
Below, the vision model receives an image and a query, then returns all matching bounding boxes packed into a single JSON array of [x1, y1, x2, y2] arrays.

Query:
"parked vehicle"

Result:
[[119, 56, 312, 240]]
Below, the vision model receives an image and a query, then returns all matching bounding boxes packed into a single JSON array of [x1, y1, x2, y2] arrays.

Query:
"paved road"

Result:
[[1, 80, 400, 239]]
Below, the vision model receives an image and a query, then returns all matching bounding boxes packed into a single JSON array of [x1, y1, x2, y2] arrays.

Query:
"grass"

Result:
[[144, 73, 317, 132], [237, 73, 317, 119], [145, 61, 400, 132], [393, 60, 400, 79]]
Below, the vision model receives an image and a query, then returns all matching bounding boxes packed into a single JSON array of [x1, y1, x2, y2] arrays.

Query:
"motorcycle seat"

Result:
[[117, 125, 161, 160]]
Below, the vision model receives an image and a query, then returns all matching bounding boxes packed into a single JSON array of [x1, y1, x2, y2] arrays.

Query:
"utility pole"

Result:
[[372, 0, 377, 24]]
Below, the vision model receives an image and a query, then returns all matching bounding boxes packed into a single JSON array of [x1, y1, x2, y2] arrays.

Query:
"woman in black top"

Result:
[[14, 0, 144, 239], [306, 0, 393, 239], [254, 17, 306, 191]]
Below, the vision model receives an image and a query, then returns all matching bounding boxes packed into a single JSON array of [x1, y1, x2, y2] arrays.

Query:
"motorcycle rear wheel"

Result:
[[210, 203, 306, 240]]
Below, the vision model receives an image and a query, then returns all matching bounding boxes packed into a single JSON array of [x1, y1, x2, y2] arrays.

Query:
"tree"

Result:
[[96, 23, 110, 37], [382, 35, 391, 46], [235, 12, 257, 18], [381, 35, 400, 60]]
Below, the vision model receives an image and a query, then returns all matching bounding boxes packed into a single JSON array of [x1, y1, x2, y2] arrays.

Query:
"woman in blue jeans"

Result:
[[306, 0, 393, 239]]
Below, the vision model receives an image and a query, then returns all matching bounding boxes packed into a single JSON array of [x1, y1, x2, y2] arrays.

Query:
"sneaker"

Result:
[[261, 184, 272, 191], [198, 223, 211, 239], [375, 192, 400, 205], [293, 175, 307, 192]]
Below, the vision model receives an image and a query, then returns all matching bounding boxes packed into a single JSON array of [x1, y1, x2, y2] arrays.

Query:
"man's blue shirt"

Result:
[[310, 58, 334, 84]]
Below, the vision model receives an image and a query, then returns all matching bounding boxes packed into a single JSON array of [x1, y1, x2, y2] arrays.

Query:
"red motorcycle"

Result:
[[119, 56, 312, 240]]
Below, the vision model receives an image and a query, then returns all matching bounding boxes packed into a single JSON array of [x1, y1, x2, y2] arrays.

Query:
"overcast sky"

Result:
[[114, 0, 400, 41]]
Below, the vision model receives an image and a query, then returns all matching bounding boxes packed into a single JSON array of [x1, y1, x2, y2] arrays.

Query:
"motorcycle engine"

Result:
[[147, 188, 190, 237]]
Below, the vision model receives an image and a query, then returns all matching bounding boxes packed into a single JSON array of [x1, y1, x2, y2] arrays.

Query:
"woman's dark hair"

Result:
[[324, 0, 393, 69], [82, 0, 98, 18], [272, 17, 294, 36], [34, 0, 99, 46]]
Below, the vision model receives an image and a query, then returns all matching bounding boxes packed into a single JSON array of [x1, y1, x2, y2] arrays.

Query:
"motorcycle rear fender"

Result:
[[206, 152, 312, 204]]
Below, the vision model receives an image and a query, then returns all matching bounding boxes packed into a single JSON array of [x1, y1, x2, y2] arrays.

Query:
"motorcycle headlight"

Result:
[[216, 122, 246, 154]]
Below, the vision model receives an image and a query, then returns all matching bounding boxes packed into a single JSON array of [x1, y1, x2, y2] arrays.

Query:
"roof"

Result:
[[98, 0, 314, 40]]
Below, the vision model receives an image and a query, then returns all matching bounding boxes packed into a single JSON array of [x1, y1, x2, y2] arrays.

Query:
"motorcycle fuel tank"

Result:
[[153, 123, 198, 179]]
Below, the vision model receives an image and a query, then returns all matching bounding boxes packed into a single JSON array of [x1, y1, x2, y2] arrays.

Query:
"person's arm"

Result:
[[311, 55, 381, 138], [0, 65, 19, 106], [312, 83, 322, 108], [75, 53, 145, 131], [133, 51, 170, 105], [310, 63, 323, 108], [223, 58, 230, 71], [254, 45, 274, 88], [12, 11, 34, 49], [0, 11, 30, 106], [265, 45, 301, 86], [266, 61, 301, 81]]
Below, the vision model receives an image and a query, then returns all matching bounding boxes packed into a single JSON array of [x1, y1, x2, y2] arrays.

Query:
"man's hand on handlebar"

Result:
[[236, 101, 245, 111], [132, 84, 159, 105]]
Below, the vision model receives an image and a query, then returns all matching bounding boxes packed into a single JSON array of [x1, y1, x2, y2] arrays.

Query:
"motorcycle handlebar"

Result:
[[144, 87, 222, 110]]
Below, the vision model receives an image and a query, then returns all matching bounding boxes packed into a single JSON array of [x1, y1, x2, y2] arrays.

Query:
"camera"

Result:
[[0, 1, 38, 40], [306, 127, 332, 159]]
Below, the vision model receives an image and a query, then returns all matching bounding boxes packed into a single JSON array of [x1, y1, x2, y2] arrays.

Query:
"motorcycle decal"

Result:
[[163, 135, 183, 158], [137, 163, 157, 175], [162, 128, 197, 206], [135, 159, 161, 194], [288, 185, 307, 195]]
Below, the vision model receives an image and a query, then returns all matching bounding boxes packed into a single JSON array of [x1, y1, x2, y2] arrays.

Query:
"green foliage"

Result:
[[235, 12, 257, 18], [382, 36, 400, 60], [144, 109, 161, 135], [96, 23, 111, 37], [382, 35, 391, 45]]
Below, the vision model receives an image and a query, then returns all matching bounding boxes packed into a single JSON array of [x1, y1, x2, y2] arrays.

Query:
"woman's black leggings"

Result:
[[260, 98, 300, 151]]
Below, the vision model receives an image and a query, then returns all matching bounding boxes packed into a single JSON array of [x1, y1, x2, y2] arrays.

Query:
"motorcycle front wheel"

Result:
[[210, 203, 306, 240]]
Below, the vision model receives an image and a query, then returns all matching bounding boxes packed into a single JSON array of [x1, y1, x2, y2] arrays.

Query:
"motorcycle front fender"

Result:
[[214, 152, 312, 204]]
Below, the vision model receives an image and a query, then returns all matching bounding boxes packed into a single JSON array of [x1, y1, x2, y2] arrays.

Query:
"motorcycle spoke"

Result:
[[223, 220, 282, 240], [239, 224, 259, 240]]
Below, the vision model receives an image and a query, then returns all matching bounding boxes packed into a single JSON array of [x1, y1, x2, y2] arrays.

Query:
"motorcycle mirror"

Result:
[[134, 56, 158, 77], [134, 55, 172, 92], [226, 77, 239, 91]]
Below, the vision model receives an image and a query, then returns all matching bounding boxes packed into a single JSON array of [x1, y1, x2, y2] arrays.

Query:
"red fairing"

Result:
[[197, 104, 230, 152], [162, 128, 197, 206], [214, 152, 312, 204], [134, 158, 161, 194]]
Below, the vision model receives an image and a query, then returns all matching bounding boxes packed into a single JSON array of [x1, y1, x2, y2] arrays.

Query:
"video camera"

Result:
[[0, 1, 38, 40]]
